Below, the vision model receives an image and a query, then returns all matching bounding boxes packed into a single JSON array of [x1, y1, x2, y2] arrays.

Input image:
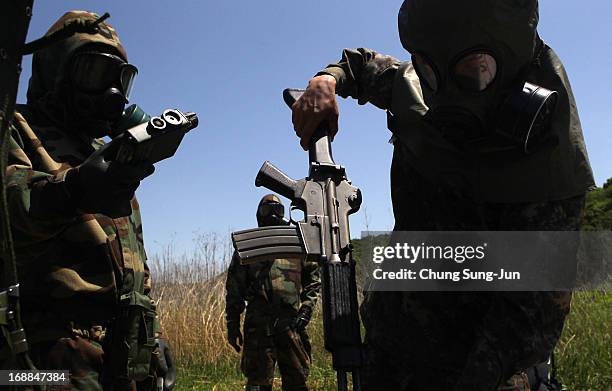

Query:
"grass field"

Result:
[[150, 236, 611, 391]]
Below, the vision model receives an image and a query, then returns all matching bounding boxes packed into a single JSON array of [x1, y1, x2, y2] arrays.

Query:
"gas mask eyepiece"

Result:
[[413, 49, 558, 154], [496, 82, 558, 154], [69, 51, 138, 121], [256, 199, 286, 227], [412, 51, 499, 94], [71, 51, 137, 99], [452, 52, 497, 92]]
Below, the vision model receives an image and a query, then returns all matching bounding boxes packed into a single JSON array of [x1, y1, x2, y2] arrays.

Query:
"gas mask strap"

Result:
[[21, 12, 110, 55]]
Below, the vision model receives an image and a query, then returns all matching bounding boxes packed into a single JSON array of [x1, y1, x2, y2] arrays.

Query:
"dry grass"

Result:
[[148, 234, 338, 390], [149, 234, 611, 390], [150, 232, 238, 367]]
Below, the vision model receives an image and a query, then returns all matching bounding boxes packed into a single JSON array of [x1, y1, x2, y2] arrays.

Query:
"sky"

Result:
[[17, 1, 612, 256]]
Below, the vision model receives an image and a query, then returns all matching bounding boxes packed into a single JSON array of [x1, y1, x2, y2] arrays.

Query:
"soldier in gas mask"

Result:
[[291, 1, 593, 390], [225, 194, 321, 391], [4, 11, 175, 390]]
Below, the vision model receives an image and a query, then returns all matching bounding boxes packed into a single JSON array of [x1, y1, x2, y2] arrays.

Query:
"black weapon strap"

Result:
[[0, 0, 37, 372]]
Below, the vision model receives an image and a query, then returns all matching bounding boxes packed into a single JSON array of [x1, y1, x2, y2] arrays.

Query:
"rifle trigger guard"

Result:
[[288, 205, 300, 225]]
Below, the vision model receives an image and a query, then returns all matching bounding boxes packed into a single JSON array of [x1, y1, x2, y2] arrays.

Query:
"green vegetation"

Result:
[[583, 179, 612, 231], [166, 292, 610, 391], [555, 291, 611, 390], [154, 180, 611, 391]]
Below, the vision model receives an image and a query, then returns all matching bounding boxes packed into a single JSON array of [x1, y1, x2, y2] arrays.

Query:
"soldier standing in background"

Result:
[[290, 1, 594, 390], [3, 11, 175, 390], [225, 194, 321, 391]]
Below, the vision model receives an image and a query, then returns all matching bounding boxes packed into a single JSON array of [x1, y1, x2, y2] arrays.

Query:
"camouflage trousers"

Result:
[[241, 323, 311, 391], [358, 143, 585, 391]]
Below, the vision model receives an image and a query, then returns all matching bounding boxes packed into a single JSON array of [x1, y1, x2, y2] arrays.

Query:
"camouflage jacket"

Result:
[[318, 47, 595, 203], [225, 252, 320, 327], [2, 11, 153, 344], [6, 107, 151, 343]]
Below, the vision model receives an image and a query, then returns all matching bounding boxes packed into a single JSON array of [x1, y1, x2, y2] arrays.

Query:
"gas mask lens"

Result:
[[119, 64, 138, 100], [259, 203, 284, 219], [71, 52, 138, 99], [452, 52, 497, 92], [412, 53, 438, 92]]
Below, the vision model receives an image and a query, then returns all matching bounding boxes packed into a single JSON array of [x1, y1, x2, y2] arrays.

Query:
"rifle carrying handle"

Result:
[[283, 88, 335, 165]]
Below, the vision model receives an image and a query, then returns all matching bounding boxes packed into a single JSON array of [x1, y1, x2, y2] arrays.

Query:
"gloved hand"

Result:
[[155, 339, 176, 391], [65, 138, 154, 218], [291, 74, 339, 150], [291, 305, 313, 332], [226, 319, 243, 353]]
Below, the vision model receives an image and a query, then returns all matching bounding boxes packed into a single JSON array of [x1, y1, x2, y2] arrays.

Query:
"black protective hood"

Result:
[[388, 0, 595, 202], [26, 10, 128, 135], [398, 0, 539, 92]]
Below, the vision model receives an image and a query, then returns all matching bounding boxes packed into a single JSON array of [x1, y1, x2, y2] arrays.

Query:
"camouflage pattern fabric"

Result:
[[0, 335, 105, 391], [28, 335, 105, 391], [317, 46, 587, 390], [361, 153, 584, 391], [25, 329, 152, 391], [2, 11, 155, 390], [241, 327, 310, 391], [225, 253, 320, 390], [225, 254, 320, 327], [8, 111, 150, 332]]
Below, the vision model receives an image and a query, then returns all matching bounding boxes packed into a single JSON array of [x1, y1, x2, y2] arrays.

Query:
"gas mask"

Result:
[[412, 49, 557, 154], [399, 0, 556, 154], [256, 196, 287, 227], [67, 51, 138, 138]]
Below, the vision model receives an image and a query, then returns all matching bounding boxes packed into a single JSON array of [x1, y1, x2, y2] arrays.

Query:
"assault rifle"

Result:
[[231, 89, 363, 391]]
